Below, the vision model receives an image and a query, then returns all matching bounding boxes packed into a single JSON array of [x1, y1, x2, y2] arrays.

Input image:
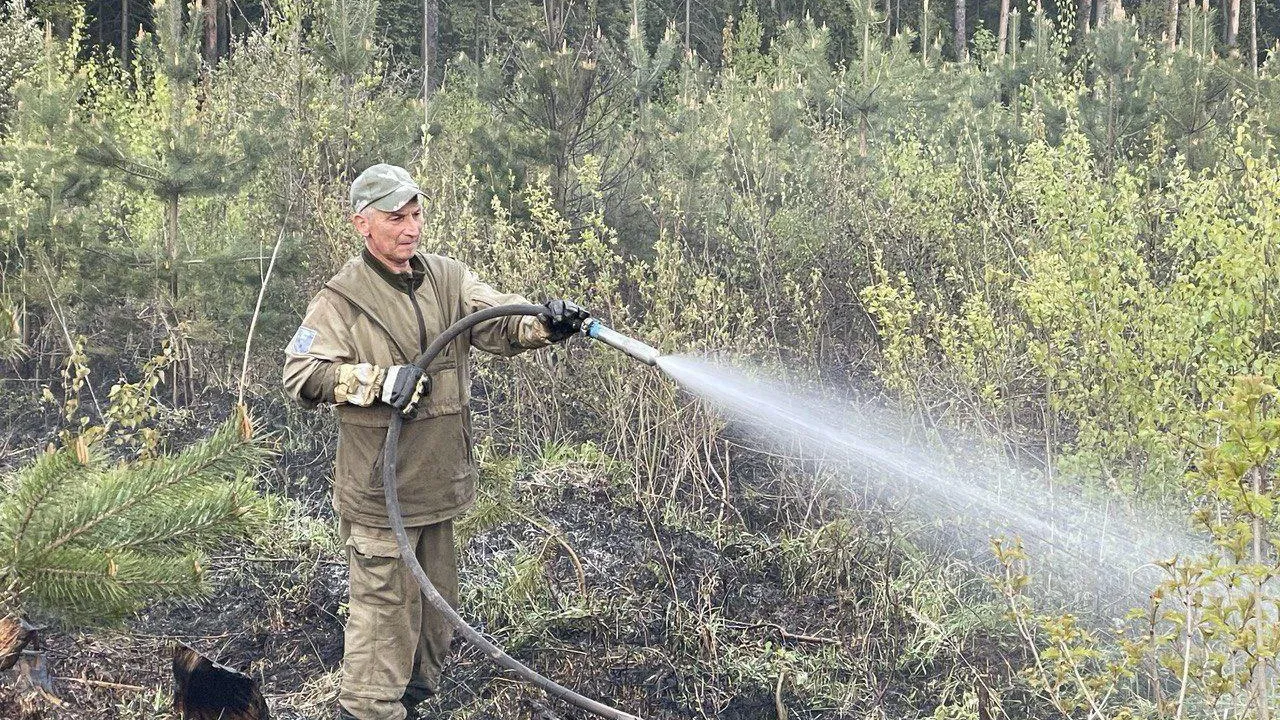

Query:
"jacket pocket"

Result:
[[415, 367, 464, 419], [344, 524, 405, 606], [334, 422, 394, 523]]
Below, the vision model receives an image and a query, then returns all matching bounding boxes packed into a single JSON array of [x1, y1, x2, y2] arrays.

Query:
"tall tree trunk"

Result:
[[1200, 0, 1210, 49], [218, 0, 229, 58], [166, 193, 180, 302], [1078, 0, 1092, 42], [1010, 8, 1021, 123], [1202, 0, 1211, 55], [1010, 9, 1021, 64], [202, 0, 218, 66], [1166, 0, 1179, 48], [422, 0, 439, 98], [954, 0, 967, 60], [1250, 0, 1258, 73], [864, 0, 872, 80], [998, 0, 1011, 55], [1226, 0, 1240, 46], [1252, 466, 1271, 720], [922, 0, 930, 63], [684, 0, 691, 57], [121, 0, 130, 72]]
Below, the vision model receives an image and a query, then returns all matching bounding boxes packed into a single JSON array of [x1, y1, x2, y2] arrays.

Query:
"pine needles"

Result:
[[0, 418, 271, 625]]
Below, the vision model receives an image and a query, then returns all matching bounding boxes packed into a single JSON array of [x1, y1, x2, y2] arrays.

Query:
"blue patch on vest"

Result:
[[288, 326, 317, 354]]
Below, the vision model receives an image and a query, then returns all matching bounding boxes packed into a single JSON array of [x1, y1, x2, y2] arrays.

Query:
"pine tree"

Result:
[[73, 0, 274, 306], [312, 0, 379, 169], [313, 0, 380, 84], [2, 31, 112, 367], [0, 417, 270, 625], [626, 0, 678, 102], [469, 8, 635, 222], [1083, 20, 1149, 169], [66, 0, 277, 404], [0, 0, 42, 133]]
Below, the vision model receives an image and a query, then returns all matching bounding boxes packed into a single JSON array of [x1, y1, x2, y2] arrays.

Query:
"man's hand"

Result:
[[381, 365, 431, 418], [539, 299, 590, 342], [335, 363, 386, 407]]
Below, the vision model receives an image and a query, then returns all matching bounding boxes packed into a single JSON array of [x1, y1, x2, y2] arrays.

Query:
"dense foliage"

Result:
[[1, 0, 1278, 716]]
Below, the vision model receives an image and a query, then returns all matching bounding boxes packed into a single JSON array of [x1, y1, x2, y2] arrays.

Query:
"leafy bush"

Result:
[[994, 376, 1280, 718]]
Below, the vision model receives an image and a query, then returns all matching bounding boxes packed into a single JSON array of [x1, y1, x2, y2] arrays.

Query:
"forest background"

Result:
[[1, 0, 1279, 716]]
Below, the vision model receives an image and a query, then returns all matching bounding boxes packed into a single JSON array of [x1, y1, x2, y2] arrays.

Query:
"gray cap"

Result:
[[350, 164, 422, 213]]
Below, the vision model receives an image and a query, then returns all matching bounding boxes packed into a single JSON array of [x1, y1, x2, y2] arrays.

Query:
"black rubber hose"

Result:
[[380, 303, 642, 720]]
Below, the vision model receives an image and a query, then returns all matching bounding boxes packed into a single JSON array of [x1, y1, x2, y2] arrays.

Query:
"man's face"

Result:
[[353, 198, 422, 270]]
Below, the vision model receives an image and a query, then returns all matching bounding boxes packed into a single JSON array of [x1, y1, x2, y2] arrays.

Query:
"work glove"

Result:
[[335, 363, 386, 407], [539, 299, 590, 342], [381, 364, 431, 418]]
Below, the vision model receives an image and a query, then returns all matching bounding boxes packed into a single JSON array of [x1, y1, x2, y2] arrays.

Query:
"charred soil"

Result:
[[0, 393, 1029, 719]]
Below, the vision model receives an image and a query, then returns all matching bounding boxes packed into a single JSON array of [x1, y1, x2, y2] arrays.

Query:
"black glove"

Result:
[[380, 364, 431, 418], [539, 299, 591, 342]]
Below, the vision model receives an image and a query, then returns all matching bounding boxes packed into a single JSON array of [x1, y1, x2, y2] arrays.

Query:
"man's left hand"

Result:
[[540, 299, 590, 342], [381, 365, 431, 418]]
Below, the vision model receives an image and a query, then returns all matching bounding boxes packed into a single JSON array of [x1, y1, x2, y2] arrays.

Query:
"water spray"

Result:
[[381, 305, 657, 720], [379, 304, 1197, 716], [656, 355, 1206, 606]]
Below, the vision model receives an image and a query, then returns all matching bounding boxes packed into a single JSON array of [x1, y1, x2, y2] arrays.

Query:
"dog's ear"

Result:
[[173, 643, 269, 720]]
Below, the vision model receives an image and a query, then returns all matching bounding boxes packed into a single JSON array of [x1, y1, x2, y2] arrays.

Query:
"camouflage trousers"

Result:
[[338, 518, 458, 720]]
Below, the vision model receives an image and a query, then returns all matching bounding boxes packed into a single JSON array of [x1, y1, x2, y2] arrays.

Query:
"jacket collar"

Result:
[[325, 254, 423, 363], [362, 249, 425, 294]]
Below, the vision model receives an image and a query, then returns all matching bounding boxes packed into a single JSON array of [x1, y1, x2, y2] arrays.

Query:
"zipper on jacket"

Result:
[[406, 286, 428, 356]]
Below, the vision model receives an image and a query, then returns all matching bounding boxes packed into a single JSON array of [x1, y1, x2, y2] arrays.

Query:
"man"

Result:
[[282, 164, 589, 720]]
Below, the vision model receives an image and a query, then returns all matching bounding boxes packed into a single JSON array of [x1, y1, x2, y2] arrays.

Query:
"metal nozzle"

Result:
[[582, 319, 661, 366]]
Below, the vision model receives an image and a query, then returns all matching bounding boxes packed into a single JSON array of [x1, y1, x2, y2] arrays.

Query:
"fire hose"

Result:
[[380, 304, 660, 720]]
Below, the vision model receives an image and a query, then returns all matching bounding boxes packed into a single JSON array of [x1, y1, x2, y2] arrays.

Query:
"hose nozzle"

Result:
[[582, 319, 661, 366]]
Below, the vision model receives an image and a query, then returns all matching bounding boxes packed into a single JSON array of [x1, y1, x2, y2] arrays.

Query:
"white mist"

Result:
[[655, 354, 1205, 606]]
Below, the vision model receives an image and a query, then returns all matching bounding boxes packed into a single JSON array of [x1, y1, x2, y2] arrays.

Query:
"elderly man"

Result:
[[283, 164, 588, 720]]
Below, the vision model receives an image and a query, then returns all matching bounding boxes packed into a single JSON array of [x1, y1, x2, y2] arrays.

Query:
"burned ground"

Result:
[[0, 391, 1030, 719]]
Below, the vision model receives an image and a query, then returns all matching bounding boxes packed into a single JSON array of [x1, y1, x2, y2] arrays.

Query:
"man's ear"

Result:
[[352, 212, 370, 238]]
